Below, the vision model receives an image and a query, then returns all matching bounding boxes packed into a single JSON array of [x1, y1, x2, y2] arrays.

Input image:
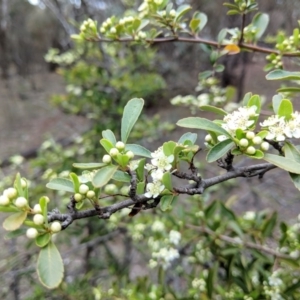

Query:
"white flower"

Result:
[[243, 211, 255, 221], [266, 122, 286, 141], [145, 181, 164, 198], [284, 119, 300, 138], [260, 115, 284, 127], [222, 106, 257, 136], [217, 135, 228, 142], [169, 230, 181, 246], [151, 220, 165, 232], [151, 153, 174, 171], [151, 169, 164, 181]]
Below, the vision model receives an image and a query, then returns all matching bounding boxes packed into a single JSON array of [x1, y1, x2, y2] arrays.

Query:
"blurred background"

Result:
[[1, 0, 300, 299]]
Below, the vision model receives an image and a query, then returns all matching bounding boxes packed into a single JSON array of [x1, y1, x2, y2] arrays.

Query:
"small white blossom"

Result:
[[169, 230, 181, 246], [151, 220, 165, 232], [151, 169, 164, 181], [145, 181, 164, 198]]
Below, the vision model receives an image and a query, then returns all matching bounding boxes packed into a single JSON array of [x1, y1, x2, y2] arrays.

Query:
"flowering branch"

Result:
[[48, 162, 276, 229]]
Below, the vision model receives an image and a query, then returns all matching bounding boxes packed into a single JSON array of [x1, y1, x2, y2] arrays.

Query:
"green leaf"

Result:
[[174, 5, 191, 22], [252, 13, 269, 39], [121, 98, 144, 143], [218, 28, 227, 44], [92, 165, 118, 188], [262, 212, 277, 238], [256, 130, 269, 139], [198, 12, 207, 31], [278, 99, 293, 120], [266, 69, 300, 81], [277, 87, 300, 93], [246, 149, 264, 159], [247, 94, 261, 114], [69, 173, 80, 193], [163, 141, 177, 156], [112, 170, 131, 182], [73, 162, 106, 169], [214, 64, 225, 72], [102, 129, 116, 145], [136, 158, 146, 181], [242, 92, 252, 106], [39, 196, 48, 226], [178, 132, 197, 145], [177, 117, 230, 137], [37, 241, 64, 289], [0, 206, 19, 213], [100, 138, 114, 154], [206, 140, 234, 163], [162, 172, 173, 191], [125, 144, 151, 158], [263, 153, 300, 174], [283, 142, 300, 191], [160, 195, 175, 212], [235, 129, 246, 140], [272, 94, 283, 114], [189, 18, 200, 33], [199, 105, 227, 116], [137, 181, 145, 194], [3, 211, 27, 231], [36, 233, 51, 248], [46, 178, 74, 193], [14, 173, 24, 197]]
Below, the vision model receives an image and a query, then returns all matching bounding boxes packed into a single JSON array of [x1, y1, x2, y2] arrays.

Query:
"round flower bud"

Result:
[[109, 148, 119, 157], [15, 197, 28, 208], [126, 151, 134, 159], [33, 204, 42, 214], [104, 184, 118, 195], [0, 195, 10, 206], [246, 131, 255, 140], [26, 228, 38, 239], [120, 186, 129, 196], [169, 9, 176, 17], [79, 184, 89, 195], [3, 187, 17, 199], [205, 134, 212, 142], [116, 141, 125, 150], [110, 27, 116, 34], [246, 146, 256, 155], [74, 193, 83, 202], [33, 214, 45, 225], [21, 179, 27, 188], [261, 141, 270, 151], [44, 196, 50, 203], [50, 221, 62, 233], [102, 154, 111, 164], [239, 138, 249, 147], [86, 190, 96, 199], [252, 136, 262, 145]]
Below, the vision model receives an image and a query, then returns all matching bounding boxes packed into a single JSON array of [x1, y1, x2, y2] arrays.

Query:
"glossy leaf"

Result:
[[162, 172, 173, 191], [247, 94, 261, 113], [37, 241, 64, 289], [177, 117, 230, 137], [272, 94, 283, 114], [178, 132, 197, 145], [277, 87, 300, 93], [252, 13, 269, 39], [121, 98, 144, 143], [174, 5, 191, 22], [112, 170, 131, 182], [278, 99, 293, 120], [245, 149, 264, 159], [46, 178, 74, 193], [73, 162, 106, 169], [39, 196, 48, 226], [199, 105, 227, 116], [264, 153, 300, 174], [206, 139, 234, 163], [92, 165, 118, 188], [242, 92, 252, 106], [136, 158, 146, 181], [36, 233, 51, 248], [69, 173, 80, 193], [160, 195, 175, 212], [266, 69, 300, 81], [14, 173, 24, 197], [102, 129, 116, 145], [125, 144, 152, 158], [100, 138, 114, 154], [163, 141, 177, 156], [3, 211, 27, 231], [0, 206, 19, 213]]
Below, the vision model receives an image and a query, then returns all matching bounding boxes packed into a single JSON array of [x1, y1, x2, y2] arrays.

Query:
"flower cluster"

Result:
[[144, 147, 174, 199], [260, 112, 300, 141], [263, 270, 285, 300]]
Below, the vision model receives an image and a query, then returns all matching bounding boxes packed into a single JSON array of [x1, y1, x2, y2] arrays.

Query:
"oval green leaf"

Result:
[[36, 232, 51, 248], [199, 105, 227, 116], [206, 139, 234, 163], [178, 132, 197, 145], [37, 241, 64, 289], [3, 211, 28, 231], [266, 70, 300, 81], [112, 170, 131, 182], [162, 172, 173, 191], [125, 144, 152, 158], [264, 153, 300, 174], [100, 138, 114, 154], [160, 195, 175, 212], [102, 129, 117, 145], [177, 117, 230, 137], [92, 165, 118, 188], [252, 13, 269, 39], [73, 162, 106, 169], [69, 173, 80, 193], [121, 98, 144, 143], [46, 178, 74, 193], [278, 99, 293, 120]]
